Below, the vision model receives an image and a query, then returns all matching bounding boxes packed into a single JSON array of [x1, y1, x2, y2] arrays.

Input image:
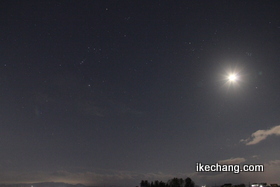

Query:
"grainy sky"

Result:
[[1, 0, 280, 186]]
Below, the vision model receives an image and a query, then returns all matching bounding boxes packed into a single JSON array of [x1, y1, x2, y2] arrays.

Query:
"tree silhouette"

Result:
[[184, 178, 194, 187], [141, 177, 195, 187], [141, 180, 150, 187]]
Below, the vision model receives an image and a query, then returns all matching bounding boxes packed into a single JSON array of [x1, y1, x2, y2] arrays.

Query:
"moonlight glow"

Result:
[[228, 74, 238, 82], [221, 67, 243, 90]]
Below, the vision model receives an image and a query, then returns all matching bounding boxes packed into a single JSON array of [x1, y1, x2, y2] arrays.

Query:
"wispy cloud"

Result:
[[2, 161, 280, 187], [218, 157, 246, 164], [266, 160, 280, 166], [240, 125, 280, 145], [252, 155, 260, 159], [0, 170, 179, 186], [31, 72, 143, 118]]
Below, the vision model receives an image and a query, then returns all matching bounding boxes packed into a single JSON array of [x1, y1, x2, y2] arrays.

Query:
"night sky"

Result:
[[1, 1, 280, 186]]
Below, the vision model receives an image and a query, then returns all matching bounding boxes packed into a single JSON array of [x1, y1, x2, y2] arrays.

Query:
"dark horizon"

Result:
[[0, 180, 273, 187]]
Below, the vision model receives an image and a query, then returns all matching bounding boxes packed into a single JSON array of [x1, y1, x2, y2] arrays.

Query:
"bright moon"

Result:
[[228, 74, 237, 82]]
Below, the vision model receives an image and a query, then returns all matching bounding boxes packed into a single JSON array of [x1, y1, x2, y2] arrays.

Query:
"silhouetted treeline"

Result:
[[221, 184, 246, 187], [221, 183, 246, 187], [140, 177, 195, 187], [233, 184, 246, 187]]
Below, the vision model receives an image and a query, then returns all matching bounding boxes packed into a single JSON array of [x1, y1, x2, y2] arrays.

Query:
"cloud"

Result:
[[31, 71, 143, 118], [240, 125, 280, 145], [218, 157, 246, 165], [0, 169, 178, 186], [252, 155, 260, 159], [2, 162, 280, 187]]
